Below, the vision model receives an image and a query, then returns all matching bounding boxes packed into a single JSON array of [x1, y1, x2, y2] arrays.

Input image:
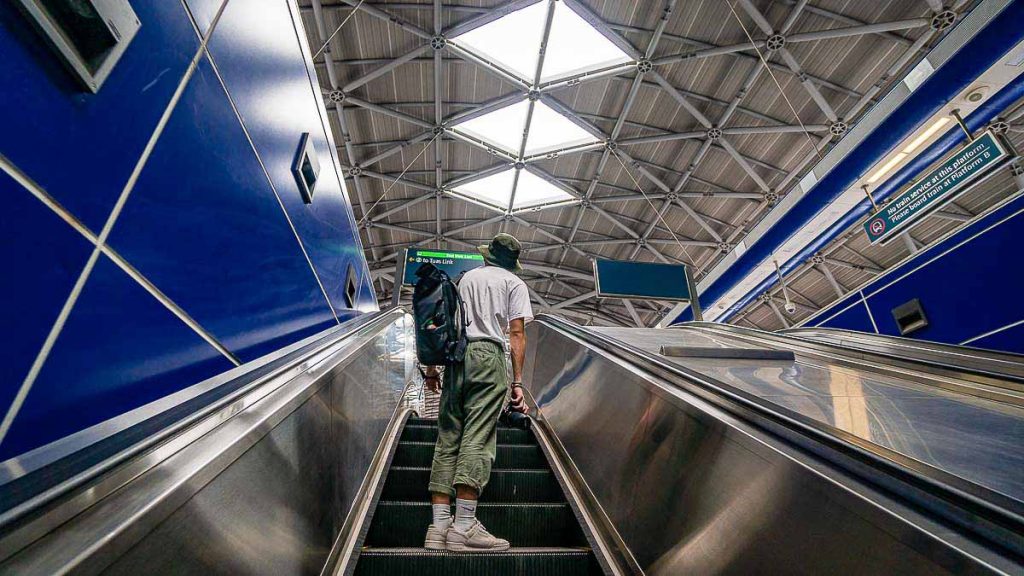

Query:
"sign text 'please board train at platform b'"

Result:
[[864, 131, 1011, 244], [594, 259, 694, 302], [401, 248, 484, 286]]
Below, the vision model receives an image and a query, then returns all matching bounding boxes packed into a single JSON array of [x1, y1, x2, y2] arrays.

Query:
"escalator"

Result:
[[351, 417, 601, 575], [0, 309, 1021, 574]]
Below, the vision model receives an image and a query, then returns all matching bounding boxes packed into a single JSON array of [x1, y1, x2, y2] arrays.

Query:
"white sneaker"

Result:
[[446, 520, 510, 552], [424, 523, 450, 550]]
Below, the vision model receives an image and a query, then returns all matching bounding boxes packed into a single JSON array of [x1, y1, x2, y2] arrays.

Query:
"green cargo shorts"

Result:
[[428, 340, 508, 497]]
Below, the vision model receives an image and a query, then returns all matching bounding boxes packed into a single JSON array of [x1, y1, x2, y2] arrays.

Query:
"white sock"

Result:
[[432, 503, 452, 530], [453, 498, 477, 532]]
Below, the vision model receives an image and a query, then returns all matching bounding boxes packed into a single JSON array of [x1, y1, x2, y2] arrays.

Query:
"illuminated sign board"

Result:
[[401, 248, 484, 286], [864, 131, 1010, 244]]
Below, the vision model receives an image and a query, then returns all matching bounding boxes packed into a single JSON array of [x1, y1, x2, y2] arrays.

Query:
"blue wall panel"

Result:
[[813, 194, 1024, 354], [964, 322, 1024, 356], [206, 0, 370, 319], [0, 0, 375, 475], [814, 301, 875, 334], [108, 56, 336, 363], [0, 172, 93, 418], [184, 0, 228, 36], [0, 256, 234, 461], [0, 2, 199, 230]]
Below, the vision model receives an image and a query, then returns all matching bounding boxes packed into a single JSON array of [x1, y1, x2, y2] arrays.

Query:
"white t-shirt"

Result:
[[458, 265, 534, 344]]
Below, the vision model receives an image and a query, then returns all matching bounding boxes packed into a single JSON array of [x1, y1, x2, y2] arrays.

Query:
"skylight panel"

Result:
[[451, 168, 516, 210], [452, 101, 530, 155], [450, 168, 576, 212], [451, 1, 548, 82], [539, 2, 632, 82], [512, 170, 576, 209], [524, 102, 598, 155]]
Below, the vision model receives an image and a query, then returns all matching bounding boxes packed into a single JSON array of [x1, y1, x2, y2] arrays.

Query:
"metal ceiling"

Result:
[[297, 0, 1016, 328]]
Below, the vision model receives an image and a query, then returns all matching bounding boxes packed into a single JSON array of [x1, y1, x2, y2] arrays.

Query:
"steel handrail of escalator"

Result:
[[782, 326, 1024, 383], [685, 321, 1024, 403], [534, 314, 1024, 560], [0, 308, 405, 561]]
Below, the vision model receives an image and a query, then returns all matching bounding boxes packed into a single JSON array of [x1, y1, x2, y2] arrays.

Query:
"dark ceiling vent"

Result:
[[891, 298, 928, 335]]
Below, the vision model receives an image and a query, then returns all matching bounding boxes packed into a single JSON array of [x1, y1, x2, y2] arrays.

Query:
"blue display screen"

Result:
[[402, 248, 485, 285], [594, 259, 691, 301]]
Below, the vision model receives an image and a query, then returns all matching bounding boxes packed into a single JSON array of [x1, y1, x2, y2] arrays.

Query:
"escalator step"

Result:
[[407, 417, 518, 430], [393, 442, 546, 469], [381, 467, 564, 503], [364, 502, 587, 548], [353, 548, 601, 576], [401, 425, 534, 445]]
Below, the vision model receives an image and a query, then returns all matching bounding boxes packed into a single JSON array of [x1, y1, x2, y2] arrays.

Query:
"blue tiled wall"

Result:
[[0, 0, 375, 463], [810, 193, 1024, 355]]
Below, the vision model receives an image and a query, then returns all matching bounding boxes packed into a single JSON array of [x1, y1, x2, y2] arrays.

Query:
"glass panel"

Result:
[[452, 100, 529, 155], [451, 1, 547, 81], [513, 170, 575, 208], [540, 2, 632, 82], [524, 102, 598, 155], [452, 168, 516, 209]]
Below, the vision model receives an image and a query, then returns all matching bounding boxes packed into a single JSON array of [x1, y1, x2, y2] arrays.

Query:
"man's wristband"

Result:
[[510, 382, 523, 389]]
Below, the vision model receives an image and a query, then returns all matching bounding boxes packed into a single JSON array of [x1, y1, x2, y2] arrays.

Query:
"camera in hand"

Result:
[[498, 403, 531, 430]]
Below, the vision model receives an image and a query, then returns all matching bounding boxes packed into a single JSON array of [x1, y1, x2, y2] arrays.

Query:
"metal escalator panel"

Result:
[[597, 322, 1024, 506], [524, 315, 1024, 575], [352, 417, 602, 575], [0, 310, 416, 575], [782, 326, 1024, 385]]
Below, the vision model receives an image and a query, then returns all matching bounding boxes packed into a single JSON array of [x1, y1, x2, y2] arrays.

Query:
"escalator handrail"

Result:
[[0, 308, 404, 531], [681, 322, 1024, 400], [781, 326, 1024, 382], [533, 314, 1024, 558]]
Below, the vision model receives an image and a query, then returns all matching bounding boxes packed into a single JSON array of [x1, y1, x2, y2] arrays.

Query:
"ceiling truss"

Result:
[[300, 0, 985, 328]]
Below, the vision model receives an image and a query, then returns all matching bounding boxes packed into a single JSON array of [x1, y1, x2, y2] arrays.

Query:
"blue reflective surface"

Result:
[[0, 2, 198, 230], [0, 256, 234, 460], [0, 172, 93, 421], [207, 0, 371, 317], [107, 56, 336, 362], [183, 0, 227, 36]]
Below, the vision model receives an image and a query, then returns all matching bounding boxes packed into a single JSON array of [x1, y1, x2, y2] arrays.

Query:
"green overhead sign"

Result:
[[400, 248, 484, 286], [864, 131, 1010, 244]]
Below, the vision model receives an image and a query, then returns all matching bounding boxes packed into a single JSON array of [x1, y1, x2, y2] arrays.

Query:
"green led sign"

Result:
[[401, 247, 484, 286]]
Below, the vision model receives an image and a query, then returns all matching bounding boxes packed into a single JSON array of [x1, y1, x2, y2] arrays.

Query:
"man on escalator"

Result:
[[421, 233, 533, 552]]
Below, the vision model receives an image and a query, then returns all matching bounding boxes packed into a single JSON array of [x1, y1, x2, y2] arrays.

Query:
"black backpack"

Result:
[[412, 263, 469, 366]]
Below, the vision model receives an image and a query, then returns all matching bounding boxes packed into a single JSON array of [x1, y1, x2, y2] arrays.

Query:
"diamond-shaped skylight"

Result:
[[447, 1, 631, 212], [452, 168, 576, 212], [453, 1, 632, 84], [454, 100, 597, 157]]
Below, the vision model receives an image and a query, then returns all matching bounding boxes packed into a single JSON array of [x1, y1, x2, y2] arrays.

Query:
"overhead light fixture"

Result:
[[866, 116, 953, 184], [867, 152, 908, 184], [903, 117, 951, 154]]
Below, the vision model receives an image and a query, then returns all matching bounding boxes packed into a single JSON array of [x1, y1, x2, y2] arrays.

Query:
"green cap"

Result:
[[479, 233, 523, 273]]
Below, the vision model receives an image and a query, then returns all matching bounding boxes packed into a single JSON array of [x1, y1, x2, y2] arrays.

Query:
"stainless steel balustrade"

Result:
[[679, 322, 1024, 403], [0, 309, 415, 575], [524, 314, 1024, 575], [783, 326, 1024, 386]]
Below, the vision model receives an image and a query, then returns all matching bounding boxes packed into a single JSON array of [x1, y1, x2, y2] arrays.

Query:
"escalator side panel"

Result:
[[524, 322, 996, 575], [2, 315, 414, 575]]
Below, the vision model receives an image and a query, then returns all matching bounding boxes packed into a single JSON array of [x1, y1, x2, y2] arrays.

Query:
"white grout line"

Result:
[[202, 48, 341, 324], [0, 2, 232, 448], [960, 317, 1024, 346], [0, 152, 241, 368], [860, 290, 880, 334], [101, 248, 241, 365]]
